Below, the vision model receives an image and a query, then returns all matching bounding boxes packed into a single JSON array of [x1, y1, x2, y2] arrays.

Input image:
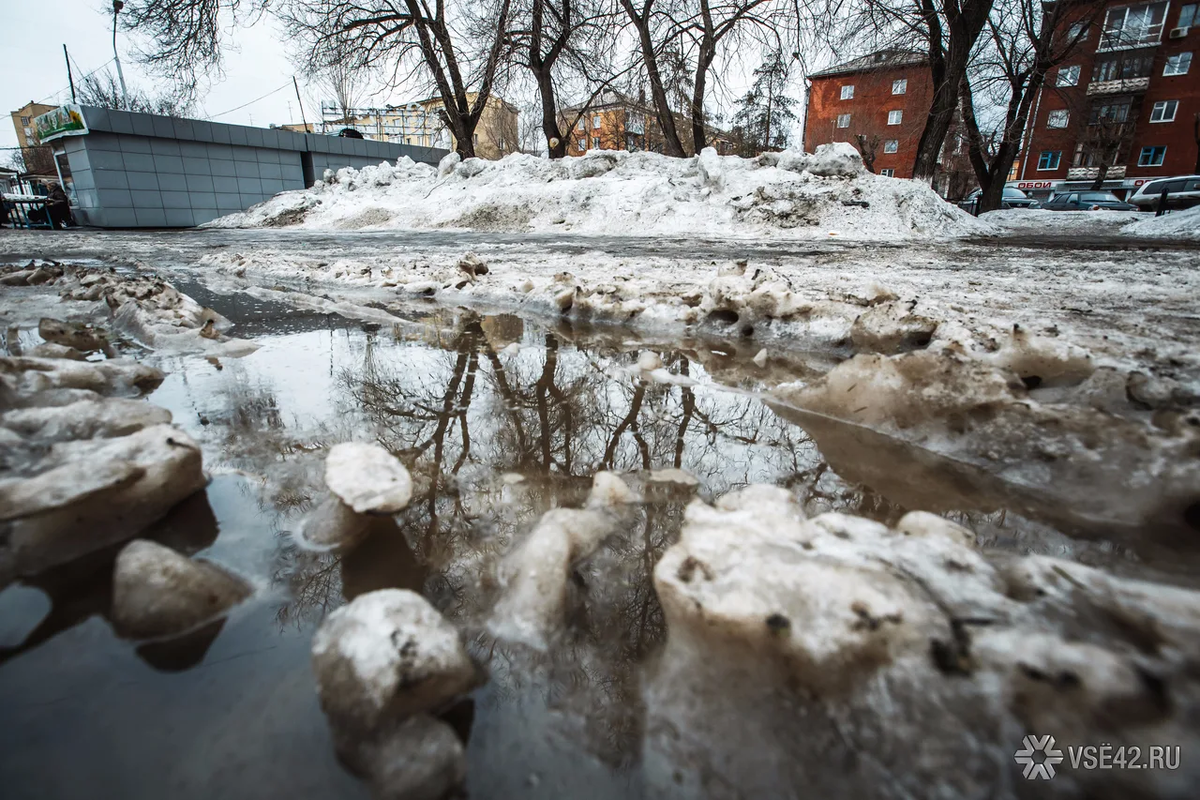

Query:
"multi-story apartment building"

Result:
[[283, 94, 519, 159], [9, 101, 58, 176], [1014, 0, 1199, 199], [560, 91, 735, 156], [803, 51, 935, 179]]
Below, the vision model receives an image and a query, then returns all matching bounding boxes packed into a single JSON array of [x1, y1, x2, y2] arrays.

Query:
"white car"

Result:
[[1128, 175, 1200, 210]]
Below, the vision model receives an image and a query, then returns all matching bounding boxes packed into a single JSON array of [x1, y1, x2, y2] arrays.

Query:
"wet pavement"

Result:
[[1, 280, 1197, 799]]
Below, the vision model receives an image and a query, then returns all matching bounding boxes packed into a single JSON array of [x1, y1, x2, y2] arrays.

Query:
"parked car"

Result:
[[958, 187, 1040, 213], [1128, 175, 1200, 211], [337, 127, 365, 139], [1040, 191, 1137, 211]]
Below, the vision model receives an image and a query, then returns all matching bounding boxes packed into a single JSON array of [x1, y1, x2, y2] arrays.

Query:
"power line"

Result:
[[208, 81, 293, 120], [39, 57, 117, 106]]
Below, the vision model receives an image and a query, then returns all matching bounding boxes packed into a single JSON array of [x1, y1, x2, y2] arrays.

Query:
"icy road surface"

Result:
[[2, 227, 1198, 391]]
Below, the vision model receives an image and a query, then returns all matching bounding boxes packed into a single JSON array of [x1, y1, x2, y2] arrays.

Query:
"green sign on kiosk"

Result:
[[34, 105, 89, 142]]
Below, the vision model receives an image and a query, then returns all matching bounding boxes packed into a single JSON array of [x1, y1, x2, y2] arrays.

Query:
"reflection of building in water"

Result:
[[283, 94, 519, 160]]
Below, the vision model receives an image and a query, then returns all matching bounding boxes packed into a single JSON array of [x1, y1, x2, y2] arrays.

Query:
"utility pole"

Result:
[[112, 1, 129, 107], [64, 45, 76, 103], [293, 77, 310, 133]]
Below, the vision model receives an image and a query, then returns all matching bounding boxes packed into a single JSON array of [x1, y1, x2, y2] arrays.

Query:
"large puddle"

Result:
[[1, 285, 1194, 798]]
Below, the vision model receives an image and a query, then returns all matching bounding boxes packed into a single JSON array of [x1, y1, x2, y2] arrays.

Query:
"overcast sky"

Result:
[[3, 0, 307, 151], [5, 0, 808, 156]]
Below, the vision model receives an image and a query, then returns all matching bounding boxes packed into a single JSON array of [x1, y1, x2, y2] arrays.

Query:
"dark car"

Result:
[[337, 127, 365, 139], [958, 187, 1040, 213], [1041, 190, 1137, 211]]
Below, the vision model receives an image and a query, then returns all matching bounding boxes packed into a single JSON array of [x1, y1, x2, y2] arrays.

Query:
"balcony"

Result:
[[1087, 76, 1151, 95], [1067, 165, 1126, 180], [1098, 25, 1165, 51]]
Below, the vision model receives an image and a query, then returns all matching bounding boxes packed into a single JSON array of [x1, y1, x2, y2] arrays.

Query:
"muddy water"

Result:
[[0, 290, 1188, 800]]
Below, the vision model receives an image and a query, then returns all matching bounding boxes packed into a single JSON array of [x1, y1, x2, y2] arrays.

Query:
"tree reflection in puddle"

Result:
[[0, 304, 1170, 800]]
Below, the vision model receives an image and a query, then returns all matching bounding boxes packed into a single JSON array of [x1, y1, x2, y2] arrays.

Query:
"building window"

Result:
[[887, 110, 903, 125], [837, 113, 851, 128], [892, 79, 907, 95], [579, 139, 586, 151], [1047, 109, 1070, 128], [879, 168, 896, 177], [592, 114, 601, 128], [1089, 98, 1132, 124], [1138, 145, 1167, 166], [841, 84, 855, 100], [1057, 65, 1080, 86], [1094, 50, 1155, 81], [1150, 99, 1178, 122], [1180, 4, 1197, 27], [1100, 2, 1168, 50], [1037, 150, 1062, 170], [592, 136, 600, 149], [20, 116, 30, 125], [884, 139, 899, 153], [1164, 52, 1193, 75]]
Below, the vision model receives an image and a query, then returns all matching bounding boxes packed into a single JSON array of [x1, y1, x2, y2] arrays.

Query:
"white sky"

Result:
[[3, 0, 305, 151], [4, 0, 811, 154]]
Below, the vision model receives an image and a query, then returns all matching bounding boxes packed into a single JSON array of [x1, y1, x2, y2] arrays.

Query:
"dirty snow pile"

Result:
[[207, 143, 989, 241], [1123, 205, 1200, 239]]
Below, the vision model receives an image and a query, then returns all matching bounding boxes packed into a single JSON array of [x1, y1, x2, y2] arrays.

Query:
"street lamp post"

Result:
[[112, 0, 130, 107]]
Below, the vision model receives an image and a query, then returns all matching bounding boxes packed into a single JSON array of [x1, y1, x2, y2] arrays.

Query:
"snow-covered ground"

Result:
[[207, 144, 991, 242], [2, 219, 1198, 396], [983, 206, 1199, 240]]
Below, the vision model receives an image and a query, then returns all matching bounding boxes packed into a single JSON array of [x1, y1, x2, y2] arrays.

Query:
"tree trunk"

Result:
[[536, 69, 567, 159], [911, 0, 996, 183], [690, 3, 716, 155], [1089, 164, 1108, 191], [1194, 113, 1200, 172], [620, 0, 686, 157], [690, 53, 711, 154]]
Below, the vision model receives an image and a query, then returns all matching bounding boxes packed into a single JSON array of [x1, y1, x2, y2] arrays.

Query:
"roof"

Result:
[[809, 49, 928, 79]]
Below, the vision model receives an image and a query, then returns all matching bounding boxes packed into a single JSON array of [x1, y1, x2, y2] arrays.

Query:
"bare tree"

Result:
[[78, 68, 195, 117], [300, 31, 368, 126], [854, 133, 880, 172], [681, 0, 780, 154], [7, 145, 57, 177], [507, 0, 628, 158], [845, 0, 995, 182], [118, 0, 269, 100], [280, 0, 514, 159], [957, 0, 1100, 213], [619, 0, 689, 156]]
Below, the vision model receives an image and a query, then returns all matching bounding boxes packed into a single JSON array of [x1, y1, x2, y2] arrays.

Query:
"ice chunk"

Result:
[[636, 351, 663, 371], [807, 142, 866, 177], [325, 442, 414, 515], [489, 473, 631, 647], [1, 397, 172, 442], [311, 589, 477, 735], [850, 300, 937, 354], [111, 539, 251, 639], [437, 152, 461, 177], [353, 714, 466, 800], [7, 425, 206, 575], [986, 324, 1094, 387], [643, 487, 1200, 798]]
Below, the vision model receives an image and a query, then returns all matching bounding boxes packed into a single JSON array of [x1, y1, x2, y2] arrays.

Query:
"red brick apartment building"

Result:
[[561, 91, 735, 156], [1015, 0, 1200, 199], [804, 51, 934, 179]]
